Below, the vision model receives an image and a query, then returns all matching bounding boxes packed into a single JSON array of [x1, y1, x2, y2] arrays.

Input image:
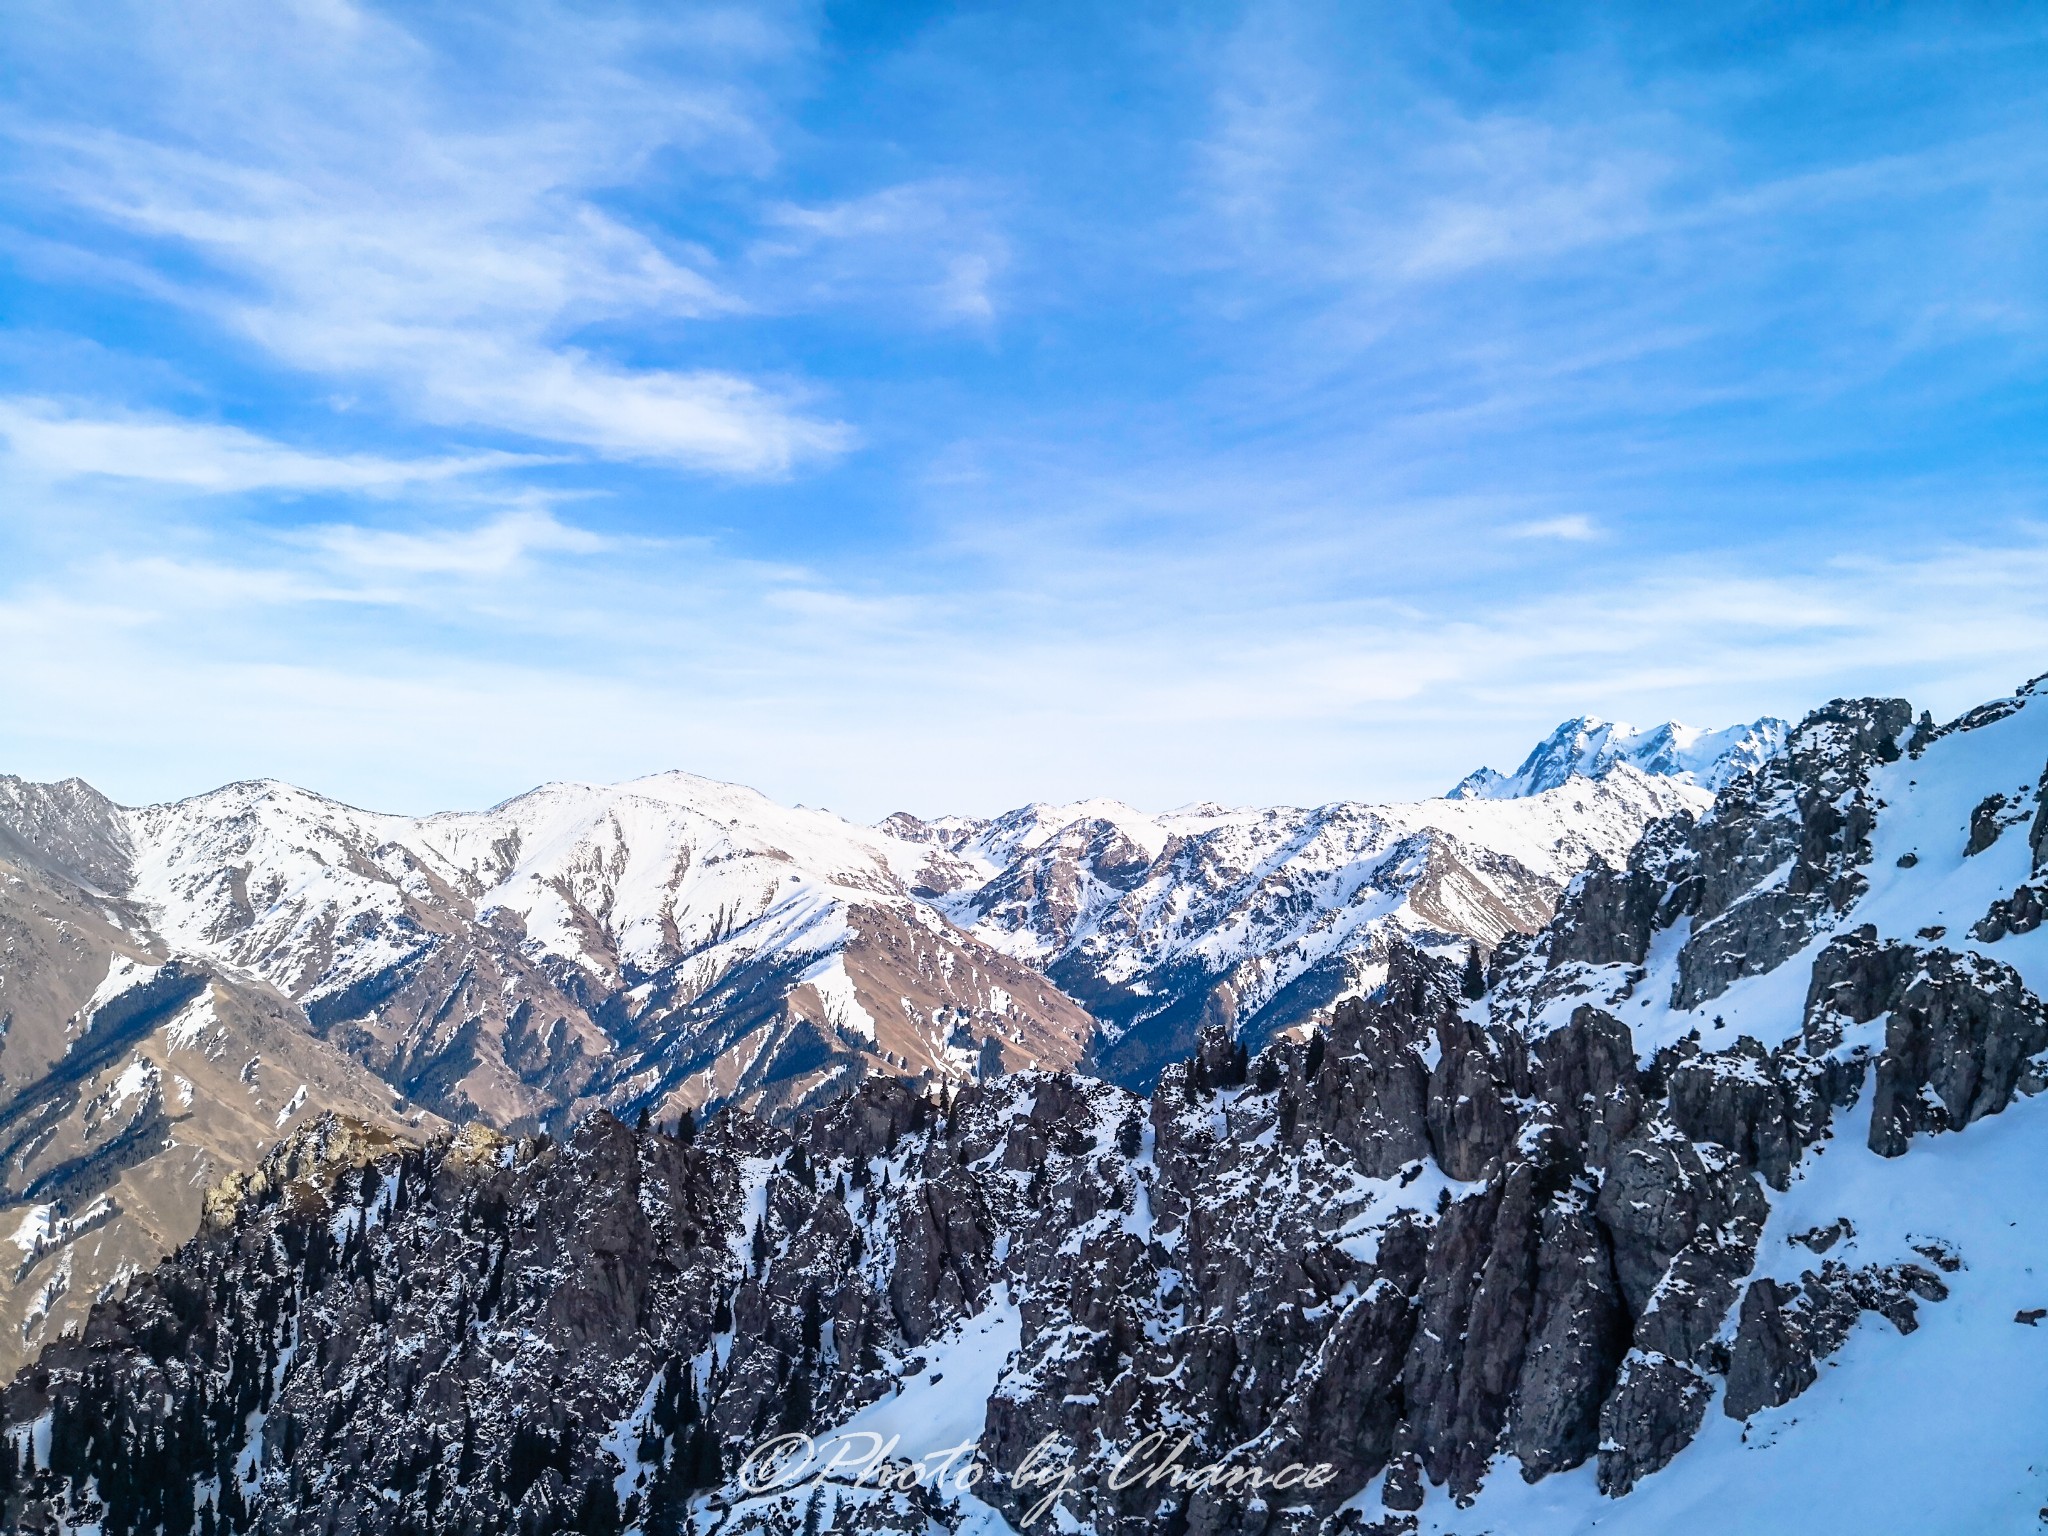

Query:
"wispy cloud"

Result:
[[755, 181, 1010, 328], [303, 507, 612, 580], [6, 2, 852, 473], [3, 470, 2045, 818], [0, 398, 529, 491], [1508, 515, 1597, 541]]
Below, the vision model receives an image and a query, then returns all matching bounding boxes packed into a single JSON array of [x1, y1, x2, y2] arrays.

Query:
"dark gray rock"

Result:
[[9, 678, 2041, 1534], [1666, 1035, 1798, 1188], [1311, 998, 1432, 1178], [1508, 1189, 1627, 1479], [1595, 1351, 1713, 1496], [1674, 698, 1911, 1009], [1967, 793, 2011, 856], [1526, 1005, 1643, 1173], [1869, 948, 2048, 1156], [1544, 814, 1697, 971], [1594, 1120, 1764, 1320], [2032, 763, 2048, 876], [1724, 1260, 1951, 1423], [1399, 1185, 1506, 1497], [1972, 884, 2045, 942], [1426, 1013, 1515, 1183], [1724, 1277, 1815, 1419]]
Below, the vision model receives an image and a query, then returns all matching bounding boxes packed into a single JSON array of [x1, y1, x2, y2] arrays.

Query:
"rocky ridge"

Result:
[[0, 719, 1739, 1400], [3, 682, 2047, 1533], [0, 776, 431, 1378], [1447, 715, 1788, 801], [897, 764, 1712, 1088]]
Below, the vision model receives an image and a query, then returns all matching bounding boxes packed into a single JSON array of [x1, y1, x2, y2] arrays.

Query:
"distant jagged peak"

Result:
[[1449, 713, 1790, 800]]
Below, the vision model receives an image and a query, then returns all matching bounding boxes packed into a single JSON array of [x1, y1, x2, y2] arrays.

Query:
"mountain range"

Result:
[[0, 715, 1771, 1372], [3, 680, 2045, 1533], [1447, 715, 1788, 800]]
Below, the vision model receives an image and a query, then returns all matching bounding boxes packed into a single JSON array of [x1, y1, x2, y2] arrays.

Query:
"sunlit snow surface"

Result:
[[830, 1287, 1023, 1455], [929, 765, 1712, 1030], [1396, 1088, 2048, 1536], [1556, 690, 2048, 1061], [706, 1291, 1028, 1536], [123, 771, 904, 999], [111, 751, 1717, 1098], [1425, 691, 2048, 1532], [1450, 716, 1790, 801]]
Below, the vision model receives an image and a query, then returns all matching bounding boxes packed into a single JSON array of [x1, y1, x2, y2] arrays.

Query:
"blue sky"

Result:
[[3, 1, 2046, 819]]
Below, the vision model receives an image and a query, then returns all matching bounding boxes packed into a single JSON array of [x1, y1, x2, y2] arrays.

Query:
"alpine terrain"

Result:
[[0, 714, 1760, 1365], [0, 682, 2044, 1533]]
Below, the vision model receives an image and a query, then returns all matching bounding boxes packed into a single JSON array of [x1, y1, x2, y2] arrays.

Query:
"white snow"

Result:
[[1405, 1085, 2048, 1535], [112, 734, 1733, 1080], [9, 1205, 54, 1256], [935, 764, 1707, 1029], [82, 952, 158, 1018], [799, 953, 878, 1043], [1417, 687, 2048, 1529], [106, 1056, 156, 1112], [162, 989, 218, 1052], [1452, 715, 1789, 800], [830, 1286, 1022, 1456]]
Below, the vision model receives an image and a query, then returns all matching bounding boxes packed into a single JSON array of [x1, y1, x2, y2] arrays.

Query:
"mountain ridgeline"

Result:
[[0, 719, 1750, 1364], [4, 684, 2048, 1533]]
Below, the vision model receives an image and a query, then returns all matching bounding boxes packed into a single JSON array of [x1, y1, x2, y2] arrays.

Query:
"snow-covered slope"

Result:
[[0, 713, 1777, 1134], [1407, 679, 2048, 1532], [892, 766, 1708, 1086], [0, 777, 427, 1378], [8, 683, 2048, 1533], [122, 772, 1093, 1127], [1450, 714, 1788, 799]]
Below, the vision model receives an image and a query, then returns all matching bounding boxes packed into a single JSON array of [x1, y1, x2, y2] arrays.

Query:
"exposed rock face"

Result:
[[1671, 698, 1911, 1009], [0, 812, 428, 1378], [1665, 1036, 1799, 1188], [0, 727, 1737, 1480], [1510, 1187, 1627, 1479], [0, 894, 2010, 1536], [1, 745, 1710, 1148], [1512, 697, 1913, 1032], [1723, 1276, 1814, 1420], [1448, 716, 1789, 801], [2032, 764, 2048, 876], [1595, 1351, 1713, 1496], [1967, 793, 2011, 856], [6, 685, 2048, 1534], [920, 768, 1715, 1088], [1724, 1260, 1948, 1419], [123, 776, 1095, 1128], [1972, 883, 2044, 941], [1868, 948, 2048, 1157]]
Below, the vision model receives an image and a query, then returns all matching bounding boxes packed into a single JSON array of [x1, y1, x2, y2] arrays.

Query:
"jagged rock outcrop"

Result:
[[8, 685, 2048, 1534], [1724, 1259, 1949, 1419], [1672, 697, 1911, 1008], [1972, 882, 2044, 941], [1869, 948, 2048, 1156]]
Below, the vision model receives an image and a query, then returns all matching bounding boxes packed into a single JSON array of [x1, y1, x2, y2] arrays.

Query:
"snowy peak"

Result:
[[911, 767, 1708, 1088], [105, 767, 1099, 1130], [1450, 713, 1789, 799]]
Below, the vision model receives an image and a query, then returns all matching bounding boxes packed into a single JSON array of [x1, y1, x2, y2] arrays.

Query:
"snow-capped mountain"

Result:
[[124, 771, 1094, 1128], [1449, 713, 1788, 799], [0, 776, 426, 1374], [10, 678, 2048, 1534], [892, 764, 1710, 1086], [0, 712, 1768, 1368]]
